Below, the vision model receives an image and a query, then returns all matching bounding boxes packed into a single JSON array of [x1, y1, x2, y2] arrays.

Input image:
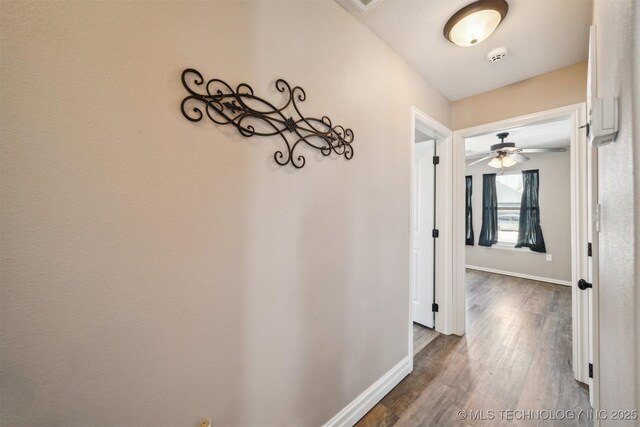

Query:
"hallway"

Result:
[[357, 270, 591, 426]]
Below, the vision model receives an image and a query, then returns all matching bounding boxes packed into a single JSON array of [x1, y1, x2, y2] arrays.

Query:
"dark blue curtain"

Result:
[[478, 173, 498, 247], [515, 169, 547, 253], [465, 175, 474, 245]]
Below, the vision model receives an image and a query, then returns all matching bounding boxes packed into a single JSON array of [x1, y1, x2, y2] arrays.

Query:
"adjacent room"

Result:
[[465, 119, 572, 286]]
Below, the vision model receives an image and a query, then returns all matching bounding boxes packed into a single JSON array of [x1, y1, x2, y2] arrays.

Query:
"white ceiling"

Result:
[[464, 117, 571, 156], [338, 0, 592, 100]]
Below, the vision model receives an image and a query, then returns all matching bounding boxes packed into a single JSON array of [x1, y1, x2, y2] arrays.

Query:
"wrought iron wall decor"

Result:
[[180, 69, 354, 169]]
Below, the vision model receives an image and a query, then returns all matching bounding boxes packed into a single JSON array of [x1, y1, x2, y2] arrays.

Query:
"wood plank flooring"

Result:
[[413, 323, 440, 356], [356, 270, 591, 427]]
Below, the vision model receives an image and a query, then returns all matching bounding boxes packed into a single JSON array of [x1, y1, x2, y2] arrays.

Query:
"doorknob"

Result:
[[578, 279, 592, 290]]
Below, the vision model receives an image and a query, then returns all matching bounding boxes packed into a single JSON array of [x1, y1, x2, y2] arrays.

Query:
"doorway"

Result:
[[412, 136, 436, 329], [450, 103, 599, 405], [408, 107, 452, 360]]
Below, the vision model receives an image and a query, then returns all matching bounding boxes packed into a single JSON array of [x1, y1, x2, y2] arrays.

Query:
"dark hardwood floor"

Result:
[[356, 270, 591, 426]]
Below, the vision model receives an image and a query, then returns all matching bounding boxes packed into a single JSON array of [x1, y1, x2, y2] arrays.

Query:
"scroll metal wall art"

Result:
[[180, 69, 354, 169]]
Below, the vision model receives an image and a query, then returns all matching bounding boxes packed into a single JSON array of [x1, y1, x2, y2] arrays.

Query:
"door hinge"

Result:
[[432, 303, 439, 312], [579, 122, 590, 137], [433, 156, 440, 165], [432, 229, 439, 238], [588, 242, 592, 257], [589, 363, 593, 378]]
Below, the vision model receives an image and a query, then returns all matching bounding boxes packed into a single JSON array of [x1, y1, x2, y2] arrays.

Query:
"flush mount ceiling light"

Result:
[[443, 0, 509, 47]]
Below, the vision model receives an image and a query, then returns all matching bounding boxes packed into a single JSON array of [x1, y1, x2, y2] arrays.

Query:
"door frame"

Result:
[[408, 107, 453, 364], [450, 103, 599, 402]]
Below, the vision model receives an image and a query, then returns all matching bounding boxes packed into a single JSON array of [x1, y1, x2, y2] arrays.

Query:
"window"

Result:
[[496, 173, 523, 245], [465, 175, 474, 245]]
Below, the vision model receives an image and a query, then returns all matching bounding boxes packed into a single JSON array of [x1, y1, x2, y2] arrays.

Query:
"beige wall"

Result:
[[465, 152, 572, 283], [452, 62, 588, 130], [0, 2, 450, 426], [592, 0, 639, 420]]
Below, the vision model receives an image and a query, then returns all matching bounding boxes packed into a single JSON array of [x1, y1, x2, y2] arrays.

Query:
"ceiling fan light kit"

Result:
[[487, 157, 503, 168], [443, 0, 509, 47], [488, 155, 516, 169]]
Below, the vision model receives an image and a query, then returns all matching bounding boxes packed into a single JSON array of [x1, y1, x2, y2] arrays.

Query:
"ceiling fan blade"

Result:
[[508, 153, 530, 163], [466, 156, 493, 166], [519, 147, 567, 153], [465, 151, 493, 159]]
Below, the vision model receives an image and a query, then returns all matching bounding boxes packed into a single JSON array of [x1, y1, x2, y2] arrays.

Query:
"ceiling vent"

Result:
[[337, 0, 385, 13], [487, 47, 508, 62]]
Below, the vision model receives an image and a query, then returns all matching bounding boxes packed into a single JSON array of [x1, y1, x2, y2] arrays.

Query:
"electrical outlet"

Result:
[[546, 254, 553, 261]]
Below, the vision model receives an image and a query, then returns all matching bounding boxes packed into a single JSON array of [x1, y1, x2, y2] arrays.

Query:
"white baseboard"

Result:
[[322, 355, 411, 427], [465, 265, 572, 287]]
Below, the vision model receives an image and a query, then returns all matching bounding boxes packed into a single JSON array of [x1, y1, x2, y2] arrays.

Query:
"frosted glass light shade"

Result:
[[448, 10, 502, 46], [488, 157, 503, 168], [488, 155, 516, 168], [444, 0, 509, 47], [501, 156, 517, 167]]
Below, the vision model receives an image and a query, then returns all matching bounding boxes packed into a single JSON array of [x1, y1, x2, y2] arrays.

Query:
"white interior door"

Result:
[[586, 136, 599, 406], [412, 139, 435, 328], [585, 24, 599, 407]]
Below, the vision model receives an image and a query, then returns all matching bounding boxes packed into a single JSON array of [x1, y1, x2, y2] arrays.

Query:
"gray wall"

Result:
[[465, 151, 572, 283], [593, 0, 639, 420], [0, 2, 450, 426]]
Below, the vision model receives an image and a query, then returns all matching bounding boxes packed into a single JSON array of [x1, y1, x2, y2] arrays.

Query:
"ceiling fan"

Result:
[[466, 132, 567, 169]]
